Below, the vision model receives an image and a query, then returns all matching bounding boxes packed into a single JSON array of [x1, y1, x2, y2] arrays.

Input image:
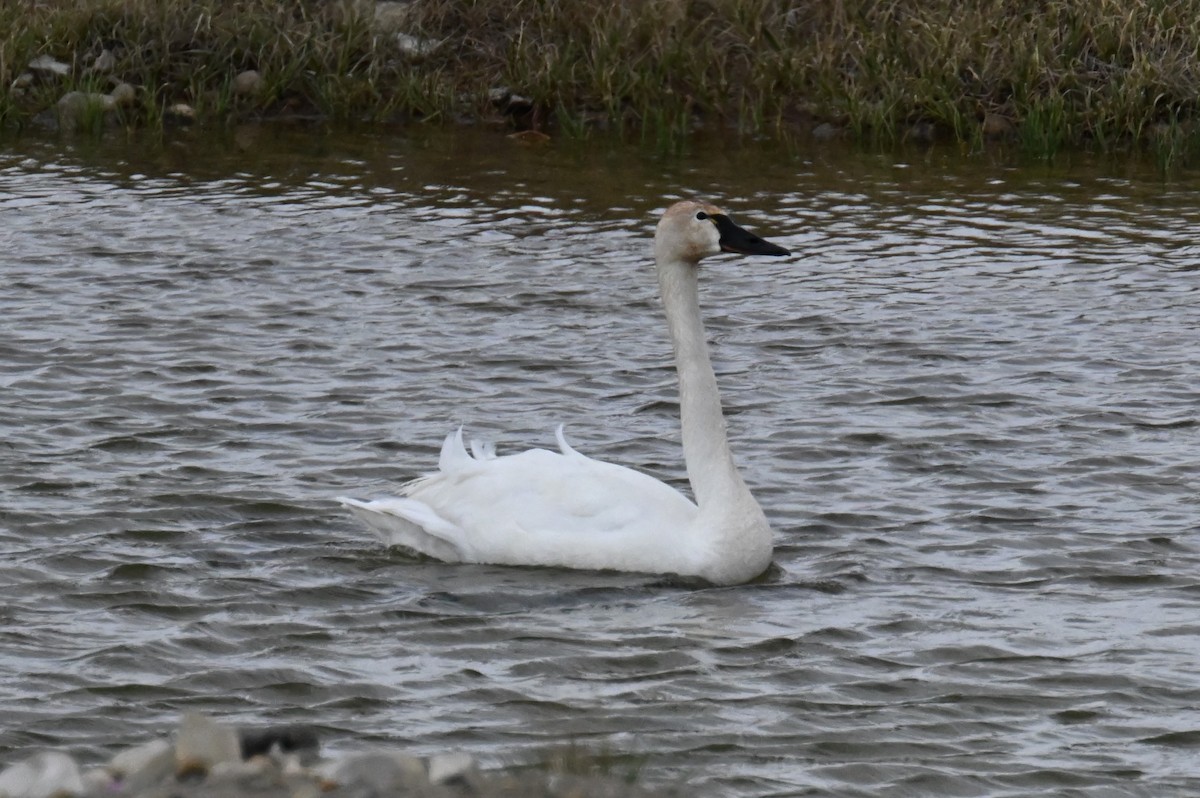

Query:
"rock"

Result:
[[488, 86, 512, 106], [80, 768, 113, 794], [202, 755, 302, 797], [506, 94, 533, 114], [11, 73, 34, 90], [56, 91, 116, 128], [812, 121, 843, 141], [321, 751, 427, 793], [427, 751, 475, 784], [507, 129, 551, 145], [208, 754, 277, 781], [373, 1, 415, 33], [279, 753, 305, 777], [488, 87, 534, 116], [88, 48, 116, 74], [395, 32, 442, 59], [109, 82, 137, 108], [238, 724, 319, 761], [232, 69, 262, 97], [982, 112, 1014, 139], [28, 54, 70, 78], [165, 103, 196, 124], [174, 713, 241, 776], [0, 751, 84, 798], [107, 738, 174, 792]]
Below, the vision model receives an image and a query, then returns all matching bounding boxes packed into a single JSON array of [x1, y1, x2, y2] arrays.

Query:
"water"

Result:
[[1, 127, 1198, 796]]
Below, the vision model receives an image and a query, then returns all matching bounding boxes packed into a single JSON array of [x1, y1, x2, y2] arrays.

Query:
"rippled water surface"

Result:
[[2, 128, 1199, 796]]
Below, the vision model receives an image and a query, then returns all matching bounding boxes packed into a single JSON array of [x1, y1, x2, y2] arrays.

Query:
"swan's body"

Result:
[[340, 200, 789, 585]]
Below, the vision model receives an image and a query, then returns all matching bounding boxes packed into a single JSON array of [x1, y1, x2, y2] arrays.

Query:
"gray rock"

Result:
[[232, 69, 262, 97], [812, 121, 843, 141], [426, 751, 475, 784], [982, 112, 1015, 140], [28, 54, 70, 78], [207, 755, 276, 782], [88, 49, 116, 74], [56, 91, 116, 128], [109, 83, 137, 108], [79, 767, 113, 795], [321, 751, 427, 793], [10, 73, 33, 90], [174, 714, 241, 776], [395, 32, 442, 59], [107, 738, 174, 793], [0, 751, 84, 798], [373, 1, 415, 33], [506, 94, 533, 113], [165, 103, 196, 124]]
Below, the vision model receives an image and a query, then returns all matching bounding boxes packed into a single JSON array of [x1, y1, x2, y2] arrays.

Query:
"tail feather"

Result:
[[555, 424, 583, 458], [438, 427, 473, 473], [469, 437, 497, 460], [339, 496, 468, 562]]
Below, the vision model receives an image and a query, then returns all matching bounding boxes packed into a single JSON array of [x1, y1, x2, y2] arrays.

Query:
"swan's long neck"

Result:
[[656, 255, 750, 509]]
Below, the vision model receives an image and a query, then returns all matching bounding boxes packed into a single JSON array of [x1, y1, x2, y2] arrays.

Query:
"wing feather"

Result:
[[403, 439, 698, 570]]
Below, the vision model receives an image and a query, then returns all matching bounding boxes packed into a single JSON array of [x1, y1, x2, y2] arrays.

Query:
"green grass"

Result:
[[4, 0, 1200, 162]]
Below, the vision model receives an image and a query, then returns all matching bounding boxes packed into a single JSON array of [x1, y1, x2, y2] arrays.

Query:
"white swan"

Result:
[[340, 200, 790, 585]]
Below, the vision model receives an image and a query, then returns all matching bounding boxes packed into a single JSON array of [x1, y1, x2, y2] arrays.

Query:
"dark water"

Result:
[[2, 127, 1198, 796]]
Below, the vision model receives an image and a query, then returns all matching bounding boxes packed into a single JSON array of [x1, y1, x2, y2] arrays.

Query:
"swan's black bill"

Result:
[[712, 214, 790, 256]]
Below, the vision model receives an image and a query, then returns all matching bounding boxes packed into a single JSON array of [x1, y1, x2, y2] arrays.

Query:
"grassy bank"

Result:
[[4, 0, 1200, 161]]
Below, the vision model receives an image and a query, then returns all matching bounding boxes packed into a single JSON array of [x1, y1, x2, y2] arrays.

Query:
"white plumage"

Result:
[[340, 200, 790, 585]]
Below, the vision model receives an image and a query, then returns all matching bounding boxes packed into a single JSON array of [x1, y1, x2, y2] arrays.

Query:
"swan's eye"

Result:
[[695, 211, 708, 220]]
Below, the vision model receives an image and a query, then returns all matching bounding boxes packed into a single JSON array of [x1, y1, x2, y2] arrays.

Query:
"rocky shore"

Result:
[[0, 714, 678, 798]]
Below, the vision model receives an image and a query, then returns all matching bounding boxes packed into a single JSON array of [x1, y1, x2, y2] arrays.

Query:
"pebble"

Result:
[[232, 69, 262, 97], [427, 751, 476, 784], [0, 751, 83, 798], [28, 54, 70, 78], [812, 121, 843, 141], [982, 112, 1015, 139], [108, 738, 174, 792], [165, 103, 196, 124], [175, 713, 241, 776], [56, 91, 117, 128], [395, 32, 442, 59], [88, 49, 117, 74], [109, 83, 137, 108], [0, 714, 680, 798], [53, 85, 140, 130], [321, 750, 427, 792], [372, 0, 414, 33], [506, 94, 534, 114]]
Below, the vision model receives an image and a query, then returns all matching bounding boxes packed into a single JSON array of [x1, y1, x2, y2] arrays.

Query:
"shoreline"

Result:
[[3, 0, 1200, 165], [0, 713, 679, 798]]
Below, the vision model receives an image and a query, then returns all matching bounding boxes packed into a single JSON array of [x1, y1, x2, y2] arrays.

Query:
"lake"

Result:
[[2, 126, 1198, 796]]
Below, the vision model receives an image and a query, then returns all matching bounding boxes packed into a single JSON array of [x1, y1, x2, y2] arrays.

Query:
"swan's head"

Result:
[[655, 200, 790, 264]]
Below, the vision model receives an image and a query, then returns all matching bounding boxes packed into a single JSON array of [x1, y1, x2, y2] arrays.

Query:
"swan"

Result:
[[340, 200, 790, 585]]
